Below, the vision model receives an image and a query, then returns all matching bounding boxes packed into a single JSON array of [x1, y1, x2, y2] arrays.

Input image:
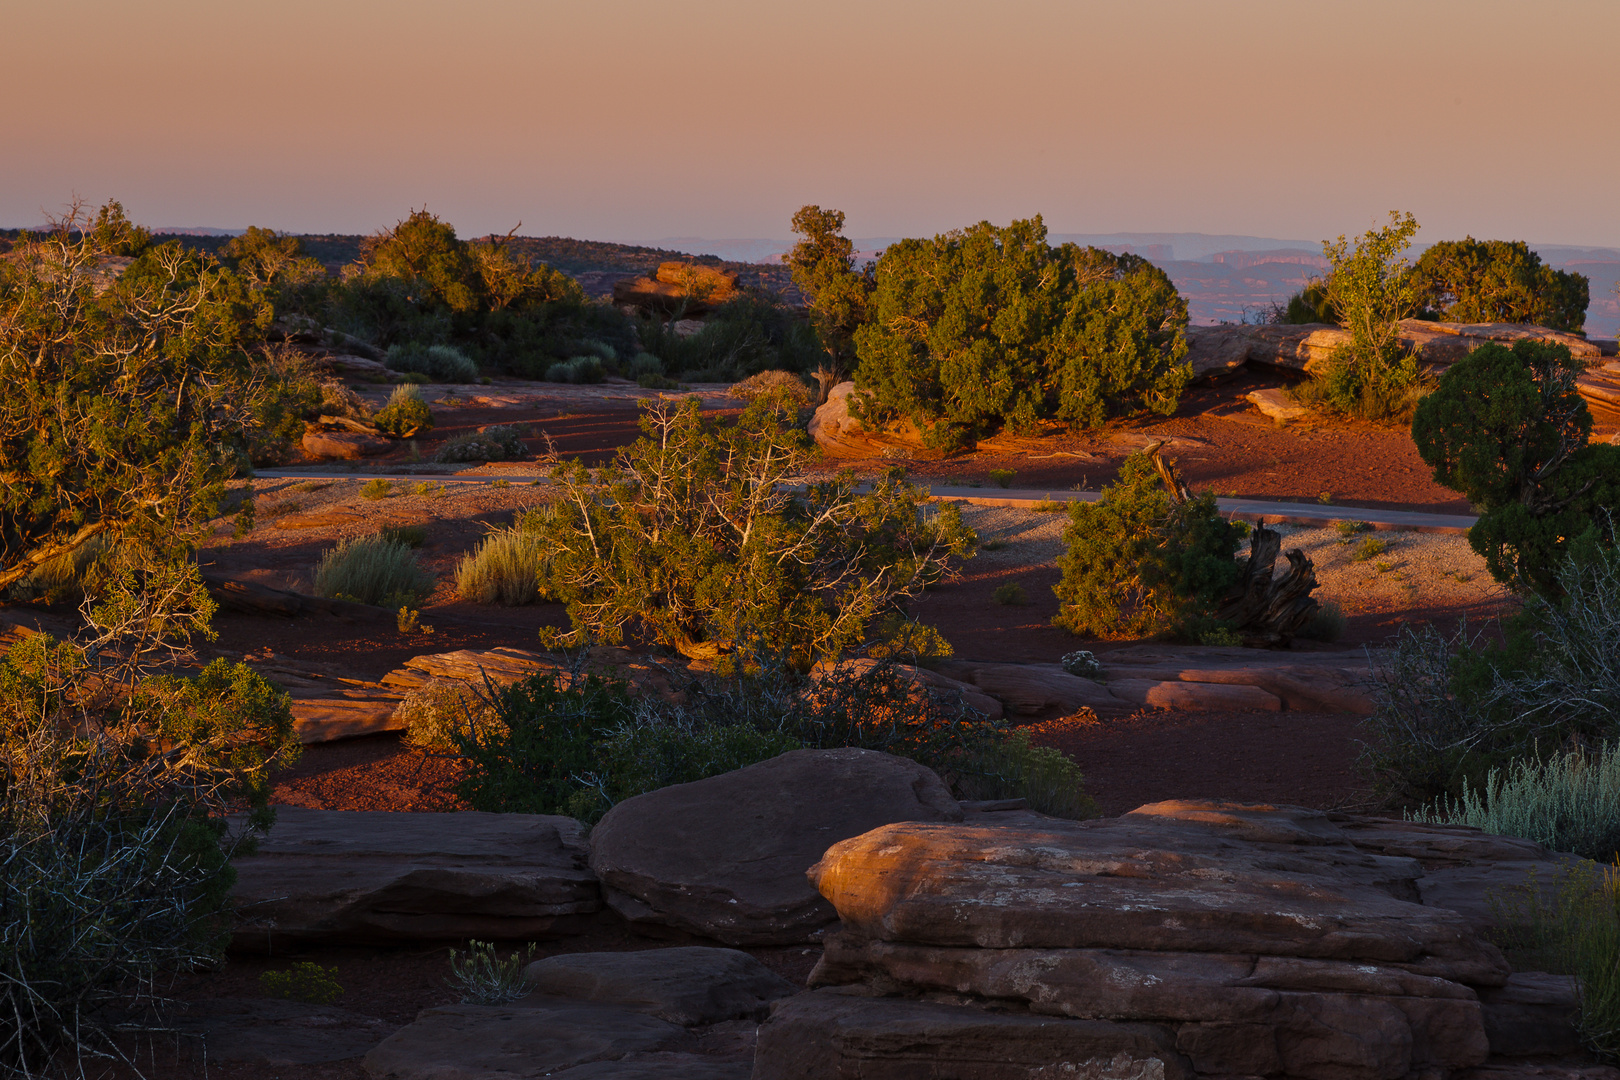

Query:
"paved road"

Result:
[[250, 470, 1477, 535]]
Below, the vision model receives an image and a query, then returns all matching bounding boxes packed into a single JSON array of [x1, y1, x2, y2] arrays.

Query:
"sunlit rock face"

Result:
[[752, 800, 1568, 1080]]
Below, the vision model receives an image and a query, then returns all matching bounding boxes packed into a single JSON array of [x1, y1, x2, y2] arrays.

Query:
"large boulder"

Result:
[[803, 800, 1521, 1080], [301, 428, 390, 460], [523, 947, 796, 1025], [230, 809, 599, 949], [587, 748, 962, 945], [807, 382, 925, 459], [933, 661, 1121, 717]]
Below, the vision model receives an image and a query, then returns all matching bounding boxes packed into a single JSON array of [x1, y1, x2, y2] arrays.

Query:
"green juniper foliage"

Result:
[[1052, 452, 1246, 639], [850, 216, 1190, 450], [1409, 238, 1589, 332], [528, 393, 974, 668], [1412, 339, 1619, 593]]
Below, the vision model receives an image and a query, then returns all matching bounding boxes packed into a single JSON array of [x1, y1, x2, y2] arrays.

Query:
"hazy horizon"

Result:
[[3, 1, 1617, 248]]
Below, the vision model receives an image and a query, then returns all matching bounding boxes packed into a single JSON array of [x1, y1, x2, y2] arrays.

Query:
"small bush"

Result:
[[628, 352, 663, 377], [1198, 626, 1243, 647], [1032, 499, 1067, 513], [399, 679, 500, 751], [380, 524, 426, 548], [992, 583, 1029, 606], [361, 478, 393, 500], [373, 383, 433, 437], [1413, 744, 1620, 862], [545, 357, 604, 384], [636, 372, 682, 390], [1298, 599, 1346, 642], [865, 615, 954, 663], [1061, 650, 1101, 678], [413, 481, 446, 498], [730, 369, 811, 409], [313, 535, 435, 607], [386, 342, 479, 383], [447, 941, 537, 1005], [1487, 863, 1620, 1060], [1352, 536, 1387, 562], [435, 425, 526, 463], [959, 730, 1099, 820], [1335, 519, 1371, 538], [260, 963, 343, 1005], [989, 469, 1017, 489], [1053, 452, 1245, 639], [455, 523, 551, 605]]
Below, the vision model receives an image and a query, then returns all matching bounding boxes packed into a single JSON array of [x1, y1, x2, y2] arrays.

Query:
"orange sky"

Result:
[[3, 0, 1618, 247]]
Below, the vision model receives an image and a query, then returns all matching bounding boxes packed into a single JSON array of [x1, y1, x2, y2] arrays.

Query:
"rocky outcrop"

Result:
[[522, 947, 796, 1026], [807, 381, 927, 459], [1185, 321, 1619, 413], [1096, 643, 1379, 714], [587, 748, 962, 945], [774, 800, 1538, 1080], [230, 808, 599, 949], [933, 660, 1120, 717], [613, 262, 739, 316], [812, 657, 1004, 722], [301, 429, 391, 459]]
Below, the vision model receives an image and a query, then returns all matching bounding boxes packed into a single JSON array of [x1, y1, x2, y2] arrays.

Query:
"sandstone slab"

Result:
[[363, 999, 682, 1080], [290, 695, 406, 743], [1097, 643, 1378, 714], [806, 801, 1520, 1080], [302, 429, 391, 459], [231, 808, 598, 949], [522, 947, 795, 1025], [753, 988, 1192, 1080], [1106, 677, 1283, 711], [172, 998, 391, 1065], [1247, 387, 1310, 422], [587, 748, 961, 945], [934, 661, 1121, 716]]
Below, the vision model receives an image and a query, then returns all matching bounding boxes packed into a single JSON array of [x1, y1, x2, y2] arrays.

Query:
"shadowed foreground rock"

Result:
[[587, 748, 962, 945], [230, 808, 599, 950], [751, 800, 1568, 1080], [523, 947, 795, 1025]]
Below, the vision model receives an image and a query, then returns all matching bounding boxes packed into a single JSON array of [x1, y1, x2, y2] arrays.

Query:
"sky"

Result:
[[3, 0, 1619, 248]]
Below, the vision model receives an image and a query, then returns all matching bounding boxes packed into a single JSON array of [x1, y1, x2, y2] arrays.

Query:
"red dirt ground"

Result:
[[29, 378, 1601, 1079]]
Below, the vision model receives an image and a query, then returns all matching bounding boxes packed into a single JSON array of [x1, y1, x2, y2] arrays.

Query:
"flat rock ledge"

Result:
[[749, 799, 1588, 1080], [230, 808, 599, 950]]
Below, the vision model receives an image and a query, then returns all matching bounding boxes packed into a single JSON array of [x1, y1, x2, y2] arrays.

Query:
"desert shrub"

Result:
[[851, 216, 1190, 450], [379, 524, 426, 548], [992, 583, 1028, 606], [447, 941, 537, 1005], [1409, 238, 1589, 332], [1277, 279, 1336, 325], [317, 380, 369, 418], [452, 652, 1096, 823], [398, 679, 501, 751], [1412, 339, 1619, 593], [360, 478, 393, 500], [385, 341, 479, 383], [1298, 599, 1346, 642], [260, 963, 343, 1005], [373, 383, 433, 437], [628, 352, 663, 377], [0, 630, 298, 1074], [4, 535, 107, 604], [864, 615, 954, 663], [545, 356, 604, 384], [1061, 650, 1101, 677], [1351, 536, 1387, 562], [1362, 540, 1620, 801], [1052, 452, 1246, 638], [1303, 211, 1429, 420], [435, 425, 526, 463], [638, 296, 822, 381], [1413, 744, 1620, 861], [957, 730, 1099, 819], [989, 469, 1016, 489], [0, 202, 301, 594], [730, 369, 811, 409], [455, 522, 550, 605], [313, 535, 435, 607], [529, 396, 974, 668], [1488, 863, 1620, 1060]]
